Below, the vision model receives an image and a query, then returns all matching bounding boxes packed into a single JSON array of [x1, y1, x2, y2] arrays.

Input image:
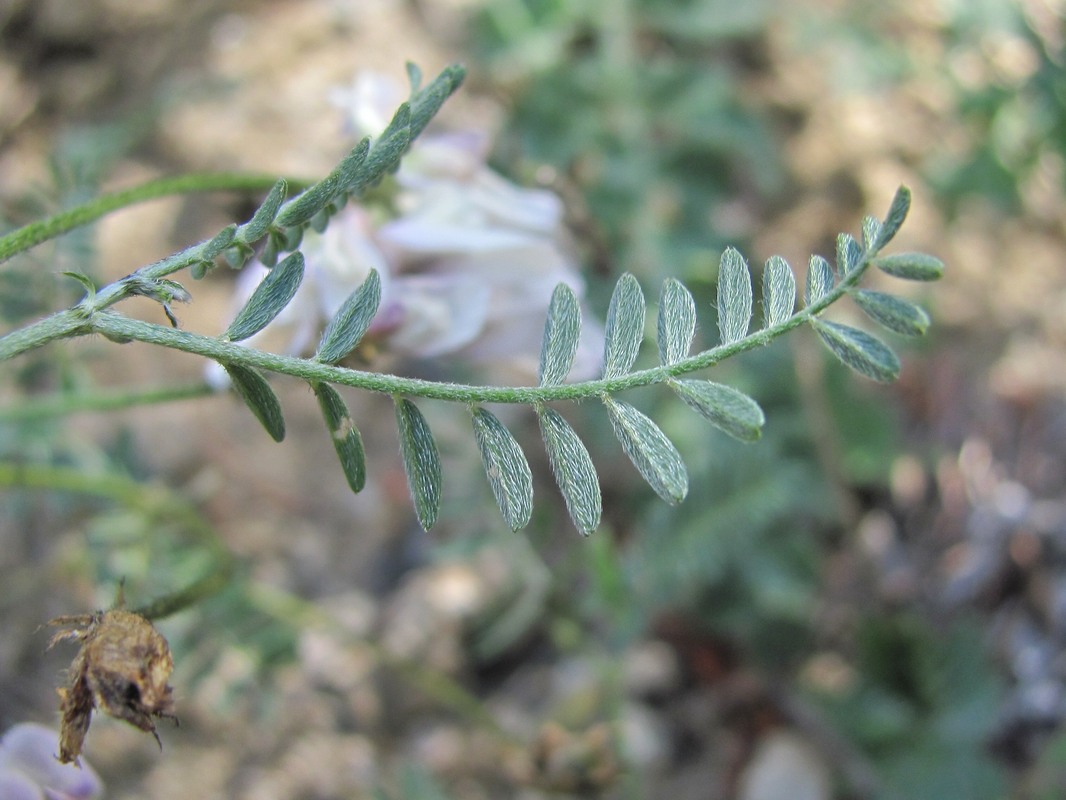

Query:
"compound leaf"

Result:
[[874, 185, 911, 251], [395, 398, 442, 531], [813, 319, 900, 382], [223, 363, 285, 442], [538, 283, 581, 386], [313, 382, 366, 493], [240, 179, 288, 243], [222, 251, 304, 342], [671, 379, 765, 442], [806, 255, 835, 306], [537, 407, 600, 535], [853, 290, 930, 337], [315, 269, 382, 364], [873, 252, 945, 282], [604, 398, 687, 504], [471, 407, 533, 531], [718, 247, 752, 344], [658, 278, 696, 365], [836, 233, 864, 275], [603, 273, 645, 379], [763, 256, 796, 329]]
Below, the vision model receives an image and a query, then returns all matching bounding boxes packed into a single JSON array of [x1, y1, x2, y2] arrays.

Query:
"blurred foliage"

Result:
[[469, 0, 784, 284]]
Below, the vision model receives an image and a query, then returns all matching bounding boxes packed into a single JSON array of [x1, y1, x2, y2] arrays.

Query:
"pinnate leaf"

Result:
[[813, 319, 900, 382], [861, 216, 880, 251], [657, 278, 696, 365], [223, 251, 304, 342], [805, 255, 835, 306], [395, 398, 442, 531], [241, 179, 287, 243], [538, 283, 581, 386], [538, 407, 601, 535], [718, 247, 752, 344], [313, 382, 366, 493], [277, 139, 370, 228], [853, 290, 930, 337], [872, 252, 945, 282], [315, 269, 381, 364], [604, 398, 687, 504], [671, 379, 765, 442], [603, 273, 645, 379], [223, 363, 285, 442], [763, 256, 796, 329], [471, 407, 533, 531], [836, 233, 864, 275], [874, 185, 911, 251]]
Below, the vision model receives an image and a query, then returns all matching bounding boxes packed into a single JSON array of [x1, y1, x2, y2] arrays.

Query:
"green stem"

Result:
[[0, 172, 305, 266], [0, 382, 215, 423], [0, 309, 91, 361]]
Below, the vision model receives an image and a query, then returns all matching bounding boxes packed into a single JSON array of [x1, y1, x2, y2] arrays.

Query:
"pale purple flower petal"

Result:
[[0, 724, 102, 800]]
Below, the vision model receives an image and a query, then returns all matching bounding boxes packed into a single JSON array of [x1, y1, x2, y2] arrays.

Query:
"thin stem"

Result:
[[0, 172, 306, 267], [0, 382, 215, 423], [71, 252, 866, 405]]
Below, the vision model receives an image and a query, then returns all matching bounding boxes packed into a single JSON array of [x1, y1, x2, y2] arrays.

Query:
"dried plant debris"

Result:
[[47, 592, 176, 764]]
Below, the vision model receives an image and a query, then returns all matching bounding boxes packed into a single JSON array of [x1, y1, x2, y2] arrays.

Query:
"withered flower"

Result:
[[47, 592, 176, 764]]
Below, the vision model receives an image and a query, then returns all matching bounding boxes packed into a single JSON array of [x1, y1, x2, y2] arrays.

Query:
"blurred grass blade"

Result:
[[223, 363, 285, 442], [315, 269, 382, 364], [395, 398, 442, 531], [222, 251, 304, 342], [471, 407, 533, 531], [603, 273, 645, 379], [538, 283, 581, 386], [836, 233, 863, 275], [657, 278, 696, 365], [313, 382, 366, 493], [763, 256, 796, 329], [805, 255, 834, 306], [537, 407, 600, 535], [813, 319, 900, 382], [604, 397, 687, 504], [718, 247, 752, 345], [240, 179, 288, 243], [853, 290, 930, 337], [671, 379, 765, 441], [874, 185, 911, 251], [872, 252, 945, 282]]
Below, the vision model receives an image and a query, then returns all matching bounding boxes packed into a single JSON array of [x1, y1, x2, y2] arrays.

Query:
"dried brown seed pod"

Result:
[[47, 592, 177, 764]]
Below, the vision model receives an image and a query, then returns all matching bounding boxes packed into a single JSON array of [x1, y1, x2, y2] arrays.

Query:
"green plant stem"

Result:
[[0, 172, 305, 267], [0, 382, 215, 423], [60, 254, 867, 404]]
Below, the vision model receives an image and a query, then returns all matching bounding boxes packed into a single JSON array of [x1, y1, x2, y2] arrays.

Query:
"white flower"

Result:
[[213, 71, 604, 385]]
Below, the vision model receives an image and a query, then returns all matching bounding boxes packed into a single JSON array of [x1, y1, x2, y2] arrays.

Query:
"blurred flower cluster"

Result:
[[214, 72, 603, 384], [0, 724, 101, 800]]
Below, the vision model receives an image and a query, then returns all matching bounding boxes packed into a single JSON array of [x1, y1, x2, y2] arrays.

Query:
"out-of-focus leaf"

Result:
[[538, 283, 581, 386], [222, 252, 304, 342], [671, 379, 765, 441], [313, 382, 366, 493], [862, 215, 880, 251], [763, 256, 796, 328], [658, 278, 696, 365], [873, 253, 945, 282], [223, 363, 285, 442], [853, 290, 930, 337], [718, 247, 752, 344], [602, 273, 645, 379], [874, 185, 911, 252], [471, 407, 533, 531], [395, 398, 442, 531], [315, 269, 381, 364], [813, 319, 900, 382], [538, 407, 600, 535], [604, 397, 687, 503]]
